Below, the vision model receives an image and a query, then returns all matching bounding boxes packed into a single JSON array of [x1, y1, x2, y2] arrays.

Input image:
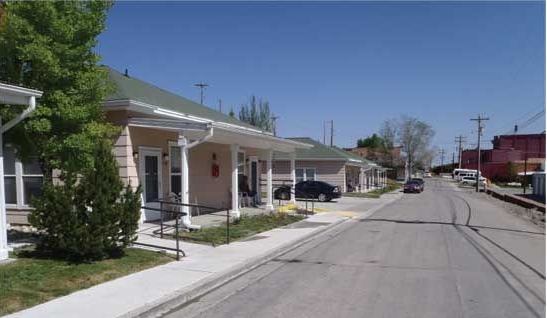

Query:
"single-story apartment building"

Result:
[[6, 67, 312, 228], [263, 137, 387, 194]]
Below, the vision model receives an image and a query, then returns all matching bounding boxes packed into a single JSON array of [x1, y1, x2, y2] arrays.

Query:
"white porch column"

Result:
[[290, 152, 296, 204], [343, 167, 347, 193], [230, 144, 240, 218], [360, 168, 365, 193], [178, 135, 191, 225], [0, 125, 8, 260], [376, 170, 380, 189], [265, 149, 274, 211]]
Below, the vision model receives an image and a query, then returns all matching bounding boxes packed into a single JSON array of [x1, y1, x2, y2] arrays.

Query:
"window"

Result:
[[305, 168, 316, 181], [4, 146, 43, 208], [295, 168, 316, 183], [169, 145, 182, 195], [238, 151, 245, 179], [295, 169, 304, 183]]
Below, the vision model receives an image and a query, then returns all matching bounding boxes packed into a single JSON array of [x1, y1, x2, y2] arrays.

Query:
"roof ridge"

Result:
[[108, 66, 203, 107]]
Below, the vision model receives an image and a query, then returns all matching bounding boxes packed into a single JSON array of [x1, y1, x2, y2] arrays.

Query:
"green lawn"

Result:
[[343, 181, 401, 199], [180, 213, 305, 246], [0, 247, 173, 316]]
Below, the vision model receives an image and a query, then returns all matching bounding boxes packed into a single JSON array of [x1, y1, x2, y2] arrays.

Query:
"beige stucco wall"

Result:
[[117, 125, 244, 210], [188, 142, 233, 209]]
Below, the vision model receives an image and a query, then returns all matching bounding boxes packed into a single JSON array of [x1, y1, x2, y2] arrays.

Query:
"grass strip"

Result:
[[180, 213, 305, 246], [343, 181, 401, 198], [0, 248, 172, 315]]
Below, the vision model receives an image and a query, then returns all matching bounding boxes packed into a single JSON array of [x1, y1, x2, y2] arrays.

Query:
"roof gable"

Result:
[[105, 67, 263, 131]]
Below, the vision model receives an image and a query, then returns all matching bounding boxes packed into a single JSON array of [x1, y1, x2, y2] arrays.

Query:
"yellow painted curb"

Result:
[[327, 211, 358, 217]]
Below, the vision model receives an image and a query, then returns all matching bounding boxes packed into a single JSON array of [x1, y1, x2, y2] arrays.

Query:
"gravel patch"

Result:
[[477, 192, 545, 228]]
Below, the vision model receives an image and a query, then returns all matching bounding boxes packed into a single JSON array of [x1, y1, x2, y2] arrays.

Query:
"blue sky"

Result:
[[96, 1, 545, 164]]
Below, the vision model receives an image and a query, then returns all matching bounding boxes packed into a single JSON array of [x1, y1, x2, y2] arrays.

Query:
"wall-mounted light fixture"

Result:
[[163, 153, 169, 163], [133, 152, 138, 160]]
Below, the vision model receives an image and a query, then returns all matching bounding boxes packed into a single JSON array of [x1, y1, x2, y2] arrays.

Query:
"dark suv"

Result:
[[274, 180, 341, 202]]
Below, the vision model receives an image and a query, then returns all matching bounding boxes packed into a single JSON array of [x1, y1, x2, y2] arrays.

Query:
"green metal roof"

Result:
[[331, 146, 377, 166], [272, 137, 366, 164], [105, 67, 262, 131]]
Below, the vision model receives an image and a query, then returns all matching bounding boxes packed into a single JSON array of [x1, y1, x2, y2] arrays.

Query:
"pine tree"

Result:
[[29, 139, 141, 261]]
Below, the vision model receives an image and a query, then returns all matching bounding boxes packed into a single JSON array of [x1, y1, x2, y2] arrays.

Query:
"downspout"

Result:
[[186, 126, 214, 149], [180, 127, 213, 230]]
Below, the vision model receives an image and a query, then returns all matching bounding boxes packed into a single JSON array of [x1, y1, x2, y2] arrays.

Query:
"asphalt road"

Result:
[[164, 178, 546, 318]]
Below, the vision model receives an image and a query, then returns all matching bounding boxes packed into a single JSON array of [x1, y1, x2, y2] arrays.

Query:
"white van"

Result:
[[453, 169, 477, 180]]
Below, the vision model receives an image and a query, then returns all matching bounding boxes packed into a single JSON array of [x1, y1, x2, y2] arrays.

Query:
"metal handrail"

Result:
[[274, 186, 314, 216], [139, 205, 187, 261], [141, 197, 233, 255]]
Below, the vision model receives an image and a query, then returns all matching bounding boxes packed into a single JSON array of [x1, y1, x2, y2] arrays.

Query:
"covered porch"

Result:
[[110, 114, 311, 229]]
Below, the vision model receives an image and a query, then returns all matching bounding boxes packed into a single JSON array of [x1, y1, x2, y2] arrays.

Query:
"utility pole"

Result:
[[194, 82, 208, 105], [218, 99, 222, 112], [439, 149, 446, 172], [452, 152, 455, 169], [455, 135, 467, 169], [330, 120, 334, 147], [471, 115, 489, 192], [323, 121, 326, 144]]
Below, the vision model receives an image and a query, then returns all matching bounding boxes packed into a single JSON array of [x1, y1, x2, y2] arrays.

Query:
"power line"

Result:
[[490, 102, 544, 135]]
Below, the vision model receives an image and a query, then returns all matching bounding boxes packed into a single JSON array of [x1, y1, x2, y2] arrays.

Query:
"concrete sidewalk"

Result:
[[5, 191, 402, 318]]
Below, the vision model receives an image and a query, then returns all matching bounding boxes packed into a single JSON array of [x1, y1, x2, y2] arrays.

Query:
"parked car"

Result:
[[460, 176, 486, 186], [274, 180, 341, 202], [396, 178, 406, 184], [411, 177, 425, 190], [423, 172, 432, 178], [404, 181, 423, 193]]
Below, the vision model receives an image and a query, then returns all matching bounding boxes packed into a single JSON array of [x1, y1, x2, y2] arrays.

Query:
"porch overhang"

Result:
[[185, 125, 312, 153], [127, 117, 210, 132], [105, 99, 312, 152]]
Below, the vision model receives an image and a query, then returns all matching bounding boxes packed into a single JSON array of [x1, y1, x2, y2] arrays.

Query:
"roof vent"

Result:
[[124, 69, 129, 77]]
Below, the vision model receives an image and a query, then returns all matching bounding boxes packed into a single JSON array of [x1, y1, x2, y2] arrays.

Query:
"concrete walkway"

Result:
[[5, 192, 402, 318]]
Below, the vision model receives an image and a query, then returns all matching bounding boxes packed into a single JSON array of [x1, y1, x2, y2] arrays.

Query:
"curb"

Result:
[[123, 217, 349, 318], [123, 192, 404, 318]]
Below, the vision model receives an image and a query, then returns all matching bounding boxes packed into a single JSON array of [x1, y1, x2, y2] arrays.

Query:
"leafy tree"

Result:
[[238, 95, 273, 131], [0, 1, 116, 175], [29, 139, 141, 261], [229, 107, 235, 118], [357, 133, 384, 148]]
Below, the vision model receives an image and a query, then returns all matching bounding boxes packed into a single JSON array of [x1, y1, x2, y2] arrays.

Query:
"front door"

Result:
[[139, 148, 162, 220]]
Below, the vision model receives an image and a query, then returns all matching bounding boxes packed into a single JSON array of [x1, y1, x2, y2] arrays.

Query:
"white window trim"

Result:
[[296, 167, 316, 182], [138, 146, 163, 203], [5, 153, 43, 209], [168, 141, 182, 195]]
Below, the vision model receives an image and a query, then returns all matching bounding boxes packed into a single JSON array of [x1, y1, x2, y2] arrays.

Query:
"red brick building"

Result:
[[461, 133, 545, 181]]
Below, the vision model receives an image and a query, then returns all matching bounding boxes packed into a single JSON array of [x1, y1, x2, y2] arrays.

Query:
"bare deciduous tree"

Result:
[[380, 115, 435, 178]]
